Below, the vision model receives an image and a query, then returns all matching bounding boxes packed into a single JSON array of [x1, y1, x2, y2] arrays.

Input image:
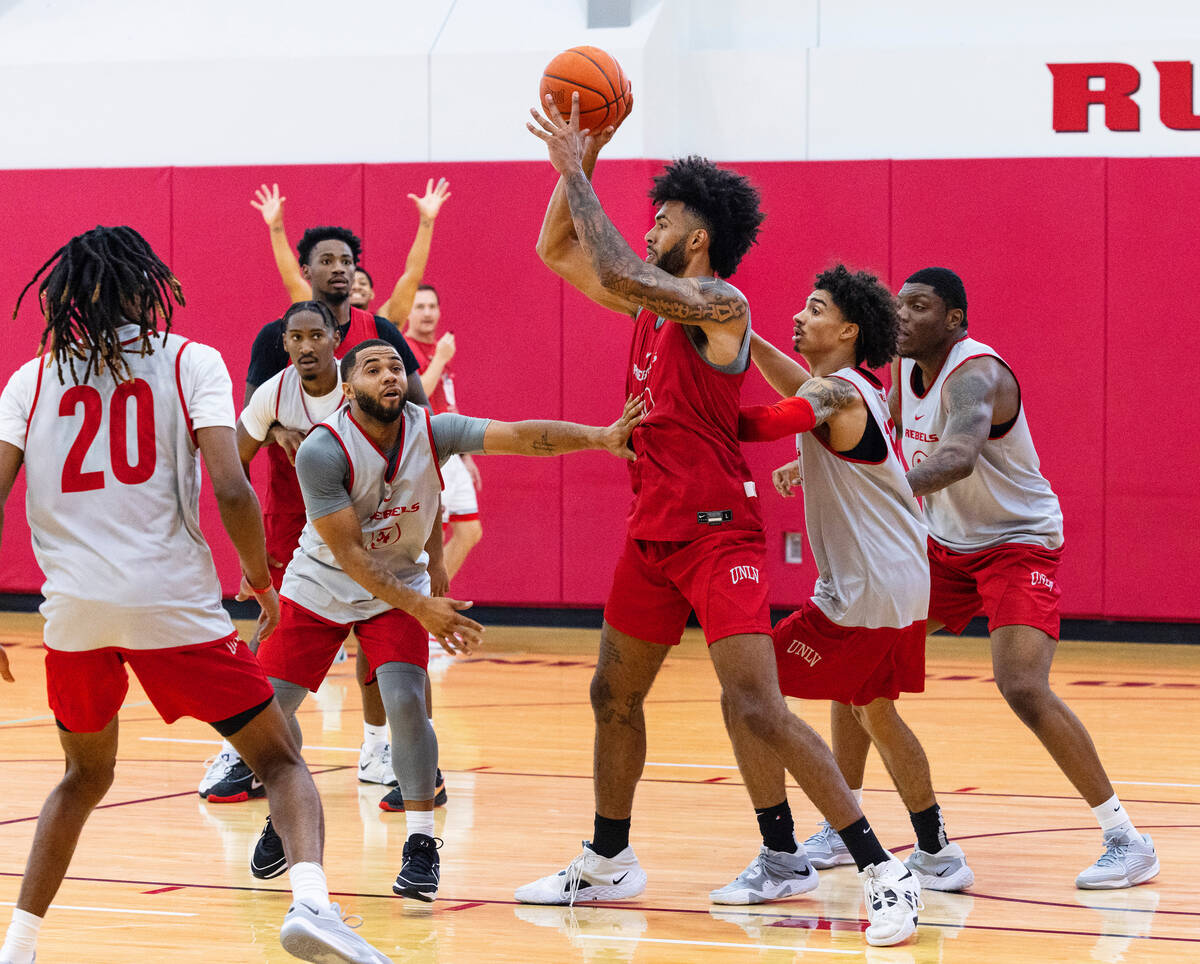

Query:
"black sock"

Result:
[[910, 803, 948, 855], [591, 814, 631, 858], [836, 816, 891, 871], [754, 801, 798, 853]]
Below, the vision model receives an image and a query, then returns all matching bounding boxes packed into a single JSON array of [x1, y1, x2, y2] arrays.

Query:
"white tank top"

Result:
[[281, 402, 443, 623], [899, 338, 1063, 552], [271, 366, 344, 431], [21, 334, 234, 649], [797, 368, 929, 629]]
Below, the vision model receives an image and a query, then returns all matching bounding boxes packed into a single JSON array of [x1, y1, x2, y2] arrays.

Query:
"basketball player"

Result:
[[201, 220, 434, 801], [715, 265, 972, 902], [249, 339, 643, 903], [251, 178, 451, 324], [519, 97, 921, 947], [875, 266, 1155, 889], [0, 226, 390, 964], [403, 284, 482, 580]]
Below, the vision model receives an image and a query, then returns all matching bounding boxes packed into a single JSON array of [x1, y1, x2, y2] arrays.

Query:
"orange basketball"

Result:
[[540, 46, 633, 133]]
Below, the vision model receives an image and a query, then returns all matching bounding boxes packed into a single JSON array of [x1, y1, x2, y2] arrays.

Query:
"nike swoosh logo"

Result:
[[251, 778, 263, 790], [613, 872, 629, 885], [935, 867, 952, 876], [914, 414, 926, 421]]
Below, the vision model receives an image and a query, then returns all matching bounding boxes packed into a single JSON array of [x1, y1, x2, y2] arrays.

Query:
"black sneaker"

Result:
[[206, 759, 266, 804], [393, 834, 441, 902], [434, 769, 448, 808], [378, 787, 405, 812], [251, 815, 288, 880]]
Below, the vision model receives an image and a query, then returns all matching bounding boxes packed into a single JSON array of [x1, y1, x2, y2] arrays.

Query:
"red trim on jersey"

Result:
[[940, 352, 1023, 441], [311, 423, 355, 493], [908, 339, 963, 399], [24, 354, 48, 444], [812, 376, 888, 465], [273, 371, 285, 420], [445, 510, 479, 523], [854, 366, 884, 389], [346, 410, 405, 483], [173, 339, 197, 446], [423, 408, 445, 491]]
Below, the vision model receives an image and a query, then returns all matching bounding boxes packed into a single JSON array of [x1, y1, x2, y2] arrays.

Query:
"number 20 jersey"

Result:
[[6, 330, 236, 650]]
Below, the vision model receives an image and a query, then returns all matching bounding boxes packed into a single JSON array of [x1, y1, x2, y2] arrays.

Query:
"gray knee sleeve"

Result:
[[269, 677, 308, 749], [376, 662, 438, 800]]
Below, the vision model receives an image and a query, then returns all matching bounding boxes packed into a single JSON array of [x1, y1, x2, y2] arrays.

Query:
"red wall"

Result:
[[1, 159, 1196, 622]]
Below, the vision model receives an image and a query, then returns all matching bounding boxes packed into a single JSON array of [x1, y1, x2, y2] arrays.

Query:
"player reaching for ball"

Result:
[[517, 90, 922, 948], [0, 226, 391, 964]]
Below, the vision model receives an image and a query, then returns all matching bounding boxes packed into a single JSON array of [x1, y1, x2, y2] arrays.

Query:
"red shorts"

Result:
[[772, 602, 926, 706], [603, 529, 772, 646], [45, 633, 274, 734], [928, 538, 1063, 640], [265, 511, 306, 590], [258, 598, 428, 692]]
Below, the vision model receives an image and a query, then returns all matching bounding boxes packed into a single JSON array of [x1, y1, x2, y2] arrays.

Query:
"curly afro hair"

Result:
[[297, 225, 363, 267], [649, 156, 765, 279], [815, 264, 898, 369]]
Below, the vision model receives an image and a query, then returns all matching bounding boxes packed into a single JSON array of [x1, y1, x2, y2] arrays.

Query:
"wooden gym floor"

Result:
[[0, 611, 1196, 963]]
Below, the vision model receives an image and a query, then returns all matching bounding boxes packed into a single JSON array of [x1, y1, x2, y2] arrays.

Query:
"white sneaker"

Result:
[[279, 901, 393, 963], [903, 842, 974, 892], [803, 820, 855, 869], [514, 842, 647, 906], [860, 856, 922, 947], [709, 844, 820, 904], [197, 749, 238, 798], [357, 742, 398, 786], [1076, 831, 1159, 889]]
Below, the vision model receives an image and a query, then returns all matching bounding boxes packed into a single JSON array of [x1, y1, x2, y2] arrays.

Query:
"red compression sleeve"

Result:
[[737, 396, 818, 442]]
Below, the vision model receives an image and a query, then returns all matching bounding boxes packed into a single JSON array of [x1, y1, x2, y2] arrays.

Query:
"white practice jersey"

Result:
[[240, 365, 344, 440], [797, 367, 929, 629], [0, 328, 237, 650], [282, 402, 443, 624], [899, 337, 1063, 552]]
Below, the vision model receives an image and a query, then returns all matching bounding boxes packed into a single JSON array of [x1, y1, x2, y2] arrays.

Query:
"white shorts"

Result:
[[441, 454, 479, 523]]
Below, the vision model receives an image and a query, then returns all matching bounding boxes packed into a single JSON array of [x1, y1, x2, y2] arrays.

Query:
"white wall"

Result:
[[1, 0, 1198, 166]]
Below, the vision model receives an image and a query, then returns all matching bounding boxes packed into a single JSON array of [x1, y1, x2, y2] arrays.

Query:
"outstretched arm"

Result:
[[739, 376, 859, 442], [750, 332, 811, 396], [482, 395, 642, 459], [905, 361, 998, 496], [378, 177, 451, 324], [251, 184, 311, 303]]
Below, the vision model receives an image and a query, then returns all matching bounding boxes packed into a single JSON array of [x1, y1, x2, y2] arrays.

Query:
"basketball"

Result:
[[540, 46, 633, 133]]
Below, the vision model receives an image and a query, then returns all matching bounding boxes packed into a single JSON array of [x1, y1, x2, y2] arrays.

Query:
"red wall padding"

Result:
[[1, 159, 1195, 623]]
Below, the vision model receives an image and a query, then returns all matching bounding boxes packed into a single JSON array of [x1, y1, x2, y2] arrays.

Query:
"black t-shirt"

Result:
[[246, 313, 420, 388]]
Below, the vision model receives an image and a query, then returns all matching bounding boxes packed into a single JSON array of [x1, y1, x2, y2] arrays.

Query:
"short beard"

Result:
[[356, 390, 403, 423], [654, 237, 689, 277], [321, 287, 350, 307]]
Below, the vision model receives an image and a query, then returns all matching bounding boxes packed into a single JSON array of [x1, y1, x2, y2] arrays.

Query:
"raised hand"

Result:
[[527, 91, 591, 175], [251, 183, 286, 229], [408, 177, 451, 221], [433, 331, 456, 363]]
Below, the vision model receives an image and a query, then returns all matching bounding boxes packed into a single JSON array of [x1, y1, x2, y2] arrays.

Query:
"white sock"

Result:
[[851, 787, 863, 805], [407, 809, 435, 840], [0, 907, 43, 964], [289, 861, 330, 911], [1092, 793, 1136, 837], [219, 738, 238, 759], [362, 722, 387, 748]]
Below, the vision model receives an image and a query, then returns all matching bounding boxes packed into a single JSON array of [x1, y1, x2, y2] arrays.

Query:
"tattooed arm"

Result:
[[905, 360, 1000, 497], [482, 396, 643, 460]]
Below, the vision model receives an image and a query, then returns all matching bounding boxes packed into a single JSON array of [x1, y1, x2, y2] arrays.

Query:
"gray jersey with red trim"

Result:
[[15, 329, 235, 649], [900, 337, 1063, 552], [797, 367, 929, 628], [282, 401, 442, 624]]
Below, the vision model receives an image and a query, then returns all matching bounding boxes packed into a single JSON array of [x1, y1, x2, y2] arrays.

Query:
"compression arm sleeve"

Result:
[[737, 396, 817, 443]]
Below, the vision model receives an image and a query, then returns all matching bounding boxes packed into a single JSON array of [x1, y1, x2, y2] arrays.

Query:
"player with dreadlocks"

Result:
[[516, 100, 922, 947], [0, 225, 392, 964]]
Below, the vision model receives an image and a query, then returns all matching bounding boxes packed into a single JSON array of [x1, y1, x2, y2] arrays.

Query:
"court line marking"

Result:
[[576, 934, 858, 954], [0, 701, 150, 727], [0, 900, 194, 918], [139, 737, 359, 753], [1113, 780, 1200, 789]]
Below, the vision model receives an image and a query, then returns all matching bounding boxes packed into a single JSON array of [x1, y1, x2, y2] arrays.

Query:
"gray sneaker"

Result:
[[904, 842, 974, 891], [279, 901, 394, 964], [1076, 831, 1159, 889], [710, 844, 820, 905], [803, 821, 854, 869]]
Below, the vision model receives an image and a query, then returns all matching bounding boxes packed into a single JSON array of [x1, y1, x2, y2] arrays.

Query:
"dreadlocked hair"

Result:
[[649, 156, 765, 278], [14, 225, 183, 385]]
